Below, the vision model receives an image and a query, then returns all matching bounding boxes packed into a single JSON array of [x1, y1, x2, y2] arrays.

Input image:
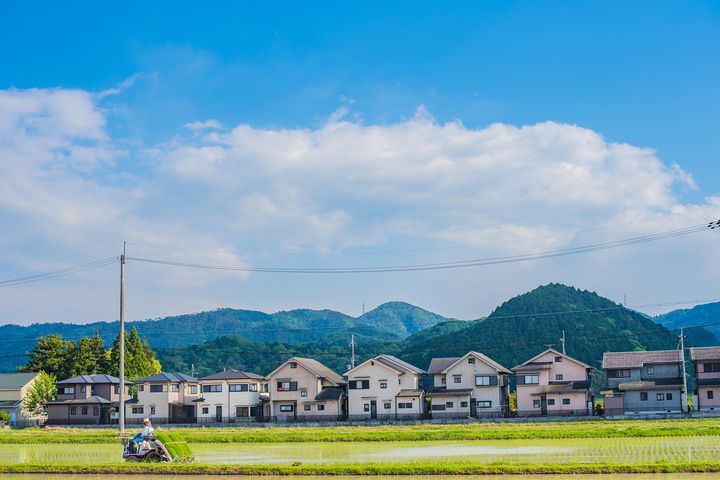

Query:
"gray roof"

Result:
[[0, 372, 37, 390], [690, 347, 720, 361], [376, 355, 426, 375], [397, 388, 424, 397], [293, 358, 345, 385], [134, 372, 198, 383], [47, 395, 113, 405], [428, 388, 474, 395], [57, 374, 129, 385], [0, 400, 22, 409], [602, 350, 682, 369], [428, 358, 460, 374], [314, 388, 345, 401], [201, 370, 264, 381]]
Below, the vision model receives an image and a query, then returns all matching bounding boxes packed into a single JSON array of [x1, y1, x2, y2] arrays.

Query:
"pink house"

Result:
[[512, 348, 593, 416], [691, 347, 720, 411]]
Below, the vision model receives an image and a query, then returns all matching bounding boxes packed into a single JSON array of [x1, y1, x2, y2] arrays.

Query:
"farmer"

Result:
[[141, 418, 155, 438]]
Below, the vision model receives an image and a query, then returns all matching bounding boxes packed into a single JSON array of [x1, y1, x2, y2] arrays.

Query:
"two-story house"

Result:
[[0, 372, 39, 426], [427, 351, 511, 418], [690, 347, 720, 411], [127, 372, 200, 424], [512, 348, 593, 416], [345, 354, 426, 420], [602, 350, 684, 415], [46, 374, 132, 425], [195, 370, 266, 423], [266, 357, 346, 420]]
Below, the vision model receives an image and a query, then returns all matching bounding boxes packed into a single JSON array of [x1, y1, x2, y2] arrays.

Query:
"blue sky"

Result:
[[0, 1, 719, 324]]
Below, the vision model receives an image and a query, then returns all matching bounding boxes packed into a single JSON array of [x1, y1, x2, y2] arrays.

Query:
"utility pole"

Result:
[[362, 302, 365, 315], [679, 328, 688, 413], [561, 331, 567, 355], [349, 334, 357, 369], [119, 241, 126, 435]]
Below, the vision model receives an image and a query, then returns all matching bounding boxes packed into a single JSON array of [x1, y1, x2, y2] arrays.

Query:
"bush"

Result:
[[0, 411, 9, 424]]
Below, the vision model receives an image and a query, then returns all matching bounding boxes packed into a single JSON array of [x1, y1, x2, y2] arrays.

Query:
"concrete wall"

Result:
[[128, 381, 200, 421], [442, 353, 507, 412], [268, 361, 340, 417], [196, 379, 262, 421], [347, 359, 423, 418], [516, 351, 590, 414], [622, 388, 683, 412]]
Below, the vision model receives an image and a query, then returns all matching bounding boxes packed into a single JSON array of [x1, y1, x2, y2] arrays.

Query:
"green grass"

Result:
[[4, 418, 720, 444], [3, 460, 720, 475]]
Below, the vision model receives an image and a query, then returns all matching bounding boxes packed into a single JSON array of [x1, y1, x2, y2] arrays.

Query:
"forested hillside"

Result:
[[656, 301, 720, 339]]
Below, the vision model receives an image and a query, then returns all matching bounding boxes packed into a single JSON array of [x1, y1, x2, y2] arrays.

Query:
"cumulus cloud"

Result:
[[0, 86, 719, 324]]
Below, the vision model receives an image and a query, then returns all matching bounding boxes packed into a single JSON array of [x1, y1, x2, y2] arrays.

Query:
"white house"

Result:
[[127, 372, 200, 424], [0, 372, 40, 426], [196, 370, 266, 423], [427, 351, 511, 417], [345, 354, 426, 420]]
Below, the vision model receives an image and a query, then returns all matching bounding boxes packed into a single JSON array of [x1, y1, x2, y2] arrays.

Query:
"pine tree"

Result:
[[21, 334, 72, 379], [108, 328, 161, 379]]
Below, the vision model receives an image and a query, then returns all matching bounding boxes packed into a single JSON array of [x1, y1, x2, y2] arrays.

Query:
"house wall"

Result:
[[196, 380, 263, 421], [47, 403, 103, 424], [621, 389, 683, 412], [516, 352, 590, 414], [429, 392, 471, 415], [347, 360, 402, 417], [268, 362, 338, 417], [697, 387, 720, 410], [443, 354, 506, 412], [0, 376, 39, 420]]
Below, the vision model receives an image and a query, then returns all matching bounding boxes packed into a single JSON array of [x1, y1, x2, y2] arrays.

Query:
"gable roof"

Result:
[[134, 372, 198, 383], [314, 387, 345, 401], [428, 357, 460, 374], [512, 348, 591, 371], [603, 350, 682, 369], [201, 369, 265, 381], [0, 372, 37, 391], [690, 347, 720, 362], [376, 354, 426, 374], [441, 351, 511, 374], [57, 374, 130, 385], [266, 357, 344, 385]]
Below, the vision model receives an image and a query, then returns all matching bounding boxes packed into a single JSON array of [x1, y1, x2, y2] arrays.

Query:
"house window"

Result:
[[304, 404, 311, 411], [477, 401, 492, 408], [475, 375, 492, 386], [237, 406, 249, 417], [317, 404, 325, 411], [81, 386, 86, 393], [708, 391, 715, 400], [533, 400, 541, 408], [203, 385, 222, 393], [81, 407, 88, 415], [647, 366, 655, 376], [364, 404, 370, 412], [446, 402, 454, 408], [349, 380, 370, 390], [640, 392, 648, 401], [93, 407, 99, 416], [555, 356, 562, 363], [279, 405, 294, 412], [547, 399, 555, 406], [657, 393, 665, 401], [132, 407, 144, 414], [461, 401, 468, 408], [249, 384, 258, 392], [150, 385, 164, 393], [521, 375, 539, 385], [230, 384, 249, 392], [250, 406, 258, 417], [202, 407, 209, 414], [431, 404, 446, 411], [58, 387, 75, 395], [384, 402, 392, 409], [666, 393, 673, 401], [114, 386, 119, 394], [609, 369, 631, 378], [441, 377, 446, 384], [149, 406, 155, 415], [398, 403, 412, 409], [290, 362, 297, 369], [301, 389, 308, 397], [189, 385, 197, 394], [705, 362, 720, 373], [555, 374, 564, 381], [70, 407, 77, 415], [138, 385, 144, 392], [468, 357, 475, 364], [277, 381, 298, 391], [562, 399, 570, 405], [454, 376, 462, 384], [380, 382, 387, 389], [171, 384, 179, 392]]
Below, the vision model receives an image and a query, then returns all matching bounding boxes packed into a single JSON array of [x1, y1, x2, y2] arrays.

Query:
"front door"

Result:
[[470, 398, 477, 417], [215, 406, 222, 422], [370, 400, 377, 419], [540, 395, 548, 416]]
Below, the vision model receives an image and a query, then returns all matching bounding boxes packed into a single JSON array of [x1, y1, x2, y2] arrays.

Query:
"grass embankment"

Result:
[[2, 418, 720, 444], [3, 461, 720, 475]]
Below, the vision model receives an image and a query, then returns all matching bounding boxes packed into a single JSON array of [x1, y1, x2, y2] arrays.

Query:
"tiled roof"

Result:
[[690, 347, 720, 361], [537, 380, 590, 394], [512, 363, 552, 372], [513, 348, 591, 370], [376, 355, 426, 374], [428, 388, 474, 395], [428, 357, 459, 374], [47, 395, 113, 405], [314, 388, 344, 401], [397, 389, 424, 397], [602, 350, 682, 369], [57, 374, 130, 385], [134, 372, 198, 383], [291, 358, 345, 384], [439, 351, 511, 374], [618, 380, 683, 391], [201, 370, 264, 381], [0, 372, 37, 390]]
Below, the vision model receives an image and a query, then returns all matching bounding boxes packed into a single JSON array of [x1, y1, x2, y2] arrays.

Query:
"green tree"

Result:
[[23, 371, 57, 416], [108, 327, 161, 379], [69, 332, 107, 376], [21, 334, 72, 379]]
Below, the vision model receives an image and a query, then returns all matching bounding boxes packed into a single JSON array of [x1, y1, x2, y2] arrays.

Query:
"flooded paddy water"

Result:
[[2, 436, 720, 465]]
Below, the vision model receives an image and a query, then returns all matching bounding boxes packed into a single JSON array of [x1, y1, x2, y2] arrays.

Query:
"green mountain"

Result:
[[0, 302, 453, 372], [656, 302, 720, 339]]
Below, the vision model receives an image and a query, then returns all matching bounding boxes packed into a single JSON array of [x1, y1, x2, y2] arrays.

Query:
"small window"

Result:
[[398, 402, 412, 409], [380, 382, 387, 389], [555, 356, 562, 363], [202, 407, 209, 414], [150, 385, 164, 393], [189, 385, 197, 394], [149, 406, 155, 414], [475, 375, 491, 386], [70, 407, 77, 415], [708, 391, 715, 400], [230, 384, 250, 392], [113, 386, 119, 394], [300, 390, 308, 397], [522, 375, 539, 385], [647, 366, 655, 376], [441, 377, 446, 384], [640, 392, 648, 401], [547, 399, 555, 406], [290, 362, 297, 369], [317, 404, 325, 411], [81, 407, 88, 415], [454, 377, 462, 383], [468, 357, 475, 364], [280, 404, 294, 412], [203, 385, 222, 393], [446, 402, 454, 408], [277, 381, 298, 392], [478, 401, 492, 408], [533, 400, 541, 408], [364, 404, 370, 412], [93, 407, 99, 416], [461, 401, 468, 408], [562, 398, 570, 405], [657, 393, 665, 401], [81, 386, 86, 393], [138, 385, 144, 392], [304, 404, 311, 411], [555, 374, 564, 381], [236, 406, 249, 417], [349, 380, 370, 390], [666, 393, 673, 401], [132, 407, 144, 414], [249, 384, 258, 392], [384, 402, 392, 409], [171, 384, 179, 392]]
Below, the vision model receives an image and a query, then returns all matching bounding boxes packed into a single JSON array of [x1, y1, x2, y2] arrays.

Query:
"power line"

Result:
[[0, 257, 118, 288]]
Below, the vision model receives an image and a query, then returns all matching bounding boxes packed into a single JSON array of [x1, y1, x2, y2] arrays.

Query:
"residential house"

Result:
[[512, 348, 593, 416], [266, 357, 346, 420], [602, 350, 684, 415], [127, 372, 200, 424], [0, 372, 40, 426], [345, 354, 426, 420], [46, 374, 132, 425], [427, 351, 511, 418], [690, 347, 720, 411], [196, 370, 267, 423]]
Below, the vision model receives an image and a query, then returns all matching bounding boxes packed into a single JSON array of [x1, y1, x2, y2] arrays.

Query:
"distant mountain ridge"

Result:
[[655, 301, 720, 339]]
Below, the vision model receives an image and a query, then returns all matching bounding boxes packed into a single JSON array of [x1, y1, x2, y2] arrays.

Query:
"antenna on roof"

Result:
[[191, 363, 195, 377], [349, 334, 357, 369], [561, 331, 567, 355]]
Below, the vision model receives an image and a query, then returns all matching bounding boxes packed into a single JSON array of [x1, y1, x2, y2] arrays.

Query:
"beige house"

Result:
[[428, 351, 510, 418], [512, 348, 593, 416], [127, 373, 200, 424], [345, 354, 426, 420], [0, 372, 39, 425], [691, 347, 720, 411], [266, 357, 346, 420], [196, 370, 266, 423], [46, 374, 132, 425]]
